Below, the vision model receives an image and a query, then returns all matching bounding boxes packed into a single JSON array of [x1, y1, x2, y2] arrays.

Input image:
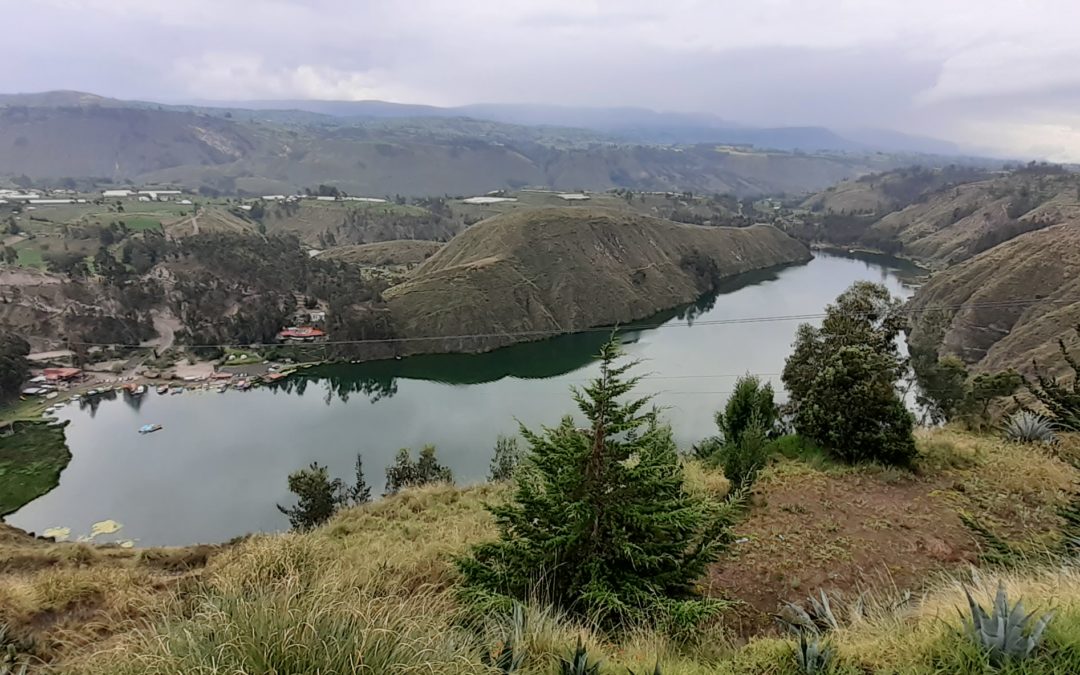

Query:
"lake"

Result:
[[8, 251, 921, 546]]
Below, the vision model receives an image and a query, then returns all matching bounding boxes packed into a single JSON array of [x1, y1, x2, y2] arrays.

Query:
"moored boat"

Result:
[[138, 423, 163, 434]]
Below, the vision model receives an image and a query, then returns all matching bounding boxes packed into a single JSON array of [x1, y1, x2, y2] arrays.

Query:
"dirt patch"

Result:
[[173, 360, 215, 380], [707, 463, 976, 635]]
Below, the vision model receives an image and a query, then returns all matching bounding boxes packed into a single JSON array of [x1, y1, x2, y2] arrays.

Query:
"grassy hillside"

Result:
[[1, 429, 1077, 673], [383, 208, 810, 353], [907, 221, 1080, 375], [801, 165, 992, 217], [794, 166, 1080, 376], [319, 240, 443, 267], [1, 99, 925, 197], [800, 167, 1080, 265], [0, 106, 261, 178]]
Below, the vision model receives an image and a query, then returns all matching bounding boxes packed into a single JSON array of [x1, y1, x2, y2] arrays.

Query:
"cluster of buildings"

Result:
[[0, 187, 193, 207], [101, 189, 192, 204], [20, 367, 83, 397]]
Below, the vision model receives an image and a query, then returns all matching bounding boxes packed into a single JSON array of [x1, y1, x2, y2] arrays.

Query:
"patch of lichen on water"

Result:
[[0, 420, 72, 516]]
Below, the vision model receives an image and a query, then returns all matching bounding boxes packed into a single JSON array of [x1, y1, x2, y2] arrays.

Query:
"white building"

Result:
[[138, 190, 182, 201], [28, 199, 75, 205], [463, 196, 517, 205], [102, 189, 134, 198], [558, 193, 590, 201]]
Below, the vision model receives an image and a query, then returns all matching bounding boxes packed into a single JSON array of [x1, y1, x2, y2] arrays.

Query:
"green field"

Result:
[[13, 241, 45, 268], [119, 215, 164, 231], [0, 420, 72, 516]]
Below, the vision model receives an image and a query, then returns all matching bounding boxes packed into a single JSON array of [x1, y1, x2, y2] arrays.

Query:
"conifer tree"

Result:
[[458, 339, 732, 627]]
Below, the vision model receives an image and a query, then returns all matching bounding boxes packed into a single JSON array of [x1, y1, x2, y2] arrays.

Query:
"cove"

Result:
[[7, 251, 920, 546]]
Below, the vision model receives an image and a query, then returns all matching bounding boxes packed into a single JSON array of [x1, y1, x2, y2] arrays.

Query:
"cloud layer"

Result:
[[5, 0, 1080, 159]]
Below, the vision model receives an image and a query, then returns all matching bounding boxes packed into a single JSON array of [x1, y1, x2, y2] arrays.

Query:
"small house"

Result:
[[277, 327, 327, 343]]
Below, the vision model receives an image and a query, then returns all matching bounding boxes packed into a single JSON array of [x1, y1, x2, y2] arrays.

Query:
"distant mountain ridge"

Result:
[[0, 91, 938, 197], [1, 90, 960, 155], [204, 98, 958, 154]]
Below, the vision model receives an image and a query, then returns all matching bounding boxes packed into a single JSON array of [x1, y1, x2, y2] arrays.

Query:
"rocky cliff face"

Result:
[[384, 207, 811, 354]]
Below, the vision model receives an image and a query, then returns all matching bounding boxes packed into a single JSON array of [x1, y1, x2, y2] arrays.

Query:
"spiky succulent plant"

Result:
[[962, 583, 1054, 664], [558, 639, 601, 675], [794, 632, 833, 674], [1002, 410, 1057, 444], [780, 589, 841, 634], [483, 603, 526, 673]]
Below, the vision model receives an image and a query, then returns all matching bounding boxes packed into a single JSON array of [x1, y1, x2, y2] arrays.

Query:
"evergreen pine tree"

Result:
[[347, 454, 372, 505], [458, 339, 732, 628]]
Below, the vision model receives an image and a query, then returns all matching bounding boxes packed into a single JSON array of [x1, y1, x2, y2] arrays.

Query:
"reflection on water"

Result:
[[9, 251, 919, 546]]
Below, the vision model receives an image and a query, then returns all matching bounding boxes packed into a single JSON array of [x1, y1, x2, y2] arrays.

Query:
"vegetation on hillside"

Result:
[[783, 281, 916, 465], [0, 332, 29, 402], [0, 420, 70, 516], [1, 426, 1077, 674], [385, 208, 810, 355], [459, 340, 735, 628], [276, 455, 372, 532]]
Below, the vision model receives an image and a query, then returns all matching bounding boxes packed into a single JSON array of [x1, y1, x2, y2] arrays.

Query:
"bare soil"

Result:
[[708, 465, 977, 635]]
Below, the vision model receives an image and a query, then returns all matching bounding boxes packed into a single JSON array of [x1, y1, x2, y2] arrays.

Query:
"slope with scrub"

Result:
[[383, 207, 811, 354]]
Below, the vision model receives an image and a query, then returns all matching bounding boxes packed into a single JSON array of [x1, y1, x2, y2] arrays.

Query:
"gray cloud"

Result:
[[4, 0, 1080, 159]]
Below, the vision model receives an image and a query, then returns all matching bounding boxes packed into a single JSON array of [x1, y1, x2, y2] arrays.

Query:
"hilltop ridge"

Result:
[[384, 207, 810, 353]]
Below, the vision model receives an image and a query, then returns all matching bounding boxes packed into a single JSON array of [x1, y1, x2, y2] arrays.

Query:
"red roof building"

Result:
[[278, 326, 327, 342], [42, 367, 82, 382]]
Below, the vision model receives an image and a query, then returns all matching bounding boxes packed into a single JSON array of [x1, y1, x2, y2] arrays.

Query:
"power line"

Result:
[[60, 297, 1074, 350]]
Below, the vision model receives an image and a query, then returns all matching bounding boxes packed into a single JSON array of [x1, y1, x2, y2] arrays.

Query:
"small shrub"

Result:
[[385, 445, 453, 494], [716, 374, 777, 444], [690, 435, 723, 461], [276, 462, 345, 532], [1026, 325, 1080, 430], [962, 582, 1053, 665], [277, 454, 371, 531], [718, 422, 769, 488], [1002, 410, 1057, 444], [488, 435, 522, 482]]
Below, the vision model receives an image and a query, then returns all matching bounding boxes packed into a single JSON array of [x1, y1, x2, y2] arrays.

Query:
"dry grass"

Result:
[[4, 429, 1080, 673]]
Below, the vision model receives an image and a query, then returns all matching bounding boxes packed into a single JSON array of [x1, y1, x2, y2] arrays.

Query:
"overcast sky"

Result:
[[6, 0, 1080, 160]]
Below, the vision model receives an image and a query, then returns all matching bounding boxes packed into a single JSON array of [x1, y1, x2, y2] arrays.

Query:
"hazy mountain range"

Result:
[[0, 91, 988, 196]]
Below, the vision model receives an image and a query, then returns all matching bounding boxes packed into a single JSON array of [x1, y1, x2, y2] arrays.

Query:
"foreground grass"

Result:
[[2, 429, 1079, 673], [0, 421, 71, 516]]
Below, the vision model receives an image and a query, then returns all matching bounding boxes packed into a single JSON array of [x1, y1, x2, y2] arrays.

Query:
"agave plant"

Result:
[[0, 623, 27, 675], [778, 590, 841, 634], [559, 638, 601, 675], [1002, 410, 1057, 444], [482, 603, 526, 673], [962, 582, 1054, 664], [794, 632, 833, 674], [626, 663, 663, 675]]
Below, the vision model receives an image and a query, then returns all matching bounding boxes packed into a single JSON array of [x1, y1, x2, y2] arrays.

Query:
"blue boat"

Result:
[[138, 424, 163, 434]]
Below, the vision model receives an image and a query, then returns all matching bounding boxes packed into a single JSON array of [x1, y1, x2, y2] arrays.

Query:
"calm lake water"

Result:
[[9, 251, 920, 546]]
